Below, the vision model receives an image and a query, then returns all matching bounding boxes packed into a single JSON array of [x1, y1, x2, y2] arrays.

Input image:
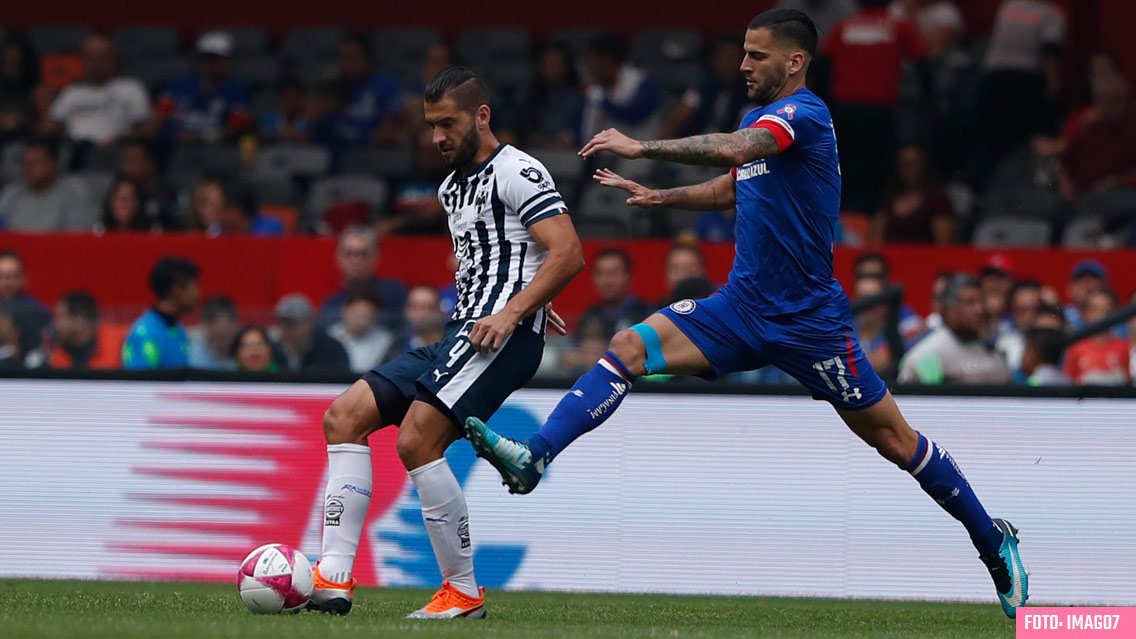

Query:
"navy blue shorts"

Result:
[[365, 319, 544, 426], [657, 292, 888, 409]]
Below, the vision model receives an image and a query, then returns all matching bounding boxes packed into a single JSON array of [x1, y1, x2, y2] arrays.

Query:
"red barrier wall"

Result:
[[3, 233, 1135, 324]]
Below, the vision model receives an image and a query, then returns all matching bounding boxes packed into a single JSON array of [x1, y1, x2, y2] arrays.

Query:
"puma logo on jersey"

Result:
[[433, 369, 449, 382]]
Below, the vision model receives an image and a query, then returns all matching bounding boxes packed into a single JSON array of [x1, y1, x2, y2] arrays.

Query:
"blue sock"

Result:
[[528, 352, 635, 462], [906, 432, 1003, 557]]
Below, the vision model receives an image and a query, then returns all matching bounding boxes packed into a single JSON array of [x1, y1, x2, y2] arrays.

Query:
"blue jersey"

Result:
[[122, 308, 189, 370], [158, 74, 250, 141], [724, 88, 843, 315]]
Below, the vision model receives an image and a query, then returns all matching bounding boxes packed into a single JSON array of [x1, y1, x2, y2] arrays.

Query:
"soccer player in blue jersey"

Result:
[[466, 9, 1029, 618]]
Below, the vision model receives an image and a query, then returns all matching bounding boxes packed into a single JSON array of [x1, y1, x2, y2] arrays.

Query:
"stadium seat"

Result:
[[972, 216, 1052, 247], [81, 145, 123, 173], [125, 55, 192, 92], [1061, 216, 1103, 248], [281, 27, 347, 63], [26, 25, 92, 56], [308, 175, 389, 218], [369, 28, 441, 84], [342, 146, 415, 181], [254, 144, 331, 179], [983, 185, 1063, 219], [456, 29, 531, 68], [528, 147, 585, 184], [232, 55, 283, 89], [547, 28, 603, 59], [577, 183, 645, 236], [215, 27, 270, 56], [840, 212, 872, 247], [39, 54, 85, 90], [629, 29, 703, 67], [478, 58, 532, 96], [293, 57, 337, 88], [1074, 189, 1136, 222], [653, 61, 702, 93], [75, 171, 115, 202], [112, 26, 181, 61], [259, 204, 299, 232], [169, 144, 242, 179], [235, 175, 296, 205]]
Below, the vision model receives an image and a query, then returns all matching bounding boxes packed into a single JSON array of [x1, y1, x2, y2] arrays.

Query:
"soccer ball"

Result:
[[236, 543, 314, 614]]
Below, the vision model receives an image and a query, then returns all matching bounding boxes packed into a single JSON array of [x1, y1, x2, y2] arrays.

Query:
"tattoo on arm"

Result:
[[657, 173, 736, 211], [641, 128, 781, 166]]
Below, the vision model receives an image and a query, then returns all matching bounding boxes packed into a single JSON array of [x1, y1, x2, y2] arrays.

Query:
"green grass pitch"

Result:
[[0, 579, 1015, 639]]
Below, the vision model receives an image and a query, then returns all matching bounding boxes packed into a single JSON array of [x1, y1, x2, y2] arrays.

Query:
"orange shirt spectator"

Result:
[[1062, 289, 1130, 385], [48, 292, 127, 370], [50, 323, 126, 370]]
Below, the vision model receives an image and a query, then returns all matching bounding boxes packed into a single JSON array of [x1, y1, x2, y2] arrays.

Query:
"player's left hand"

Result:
[[469, 310, 520, 354], [545, 304, 567, 336], [580, 128, 644, 159]]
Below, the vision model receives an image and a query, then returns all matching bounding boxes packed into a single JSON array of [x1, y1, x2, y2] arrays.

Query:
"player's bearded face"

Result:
[[444, 119, 481, 169], [741, 28, 793, 106]]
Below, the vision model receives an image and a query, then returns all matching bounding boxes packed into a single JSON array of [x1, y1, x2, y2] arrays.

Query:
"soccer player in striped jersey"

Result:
[[466, 10, 1029, 618], [309, 66, 584, 619]]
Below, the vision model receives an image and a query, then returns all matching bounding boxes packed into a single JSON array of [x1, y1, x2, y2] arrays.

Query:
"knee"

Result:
[[609, 329, 646, 372], [323, 401, 363, 445], [396, 424, 438, 470]]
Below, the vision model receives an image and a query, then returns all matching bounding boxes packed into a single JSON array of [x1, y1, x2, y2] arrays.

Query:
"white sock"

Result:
[[408, 457, 479, 598], [319, 443, 372, 584]]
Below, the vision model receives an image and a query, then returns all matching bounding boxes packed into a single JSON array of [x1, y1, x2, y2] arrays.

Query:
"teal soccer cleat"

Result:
[[981, 518, 1029, 619], [463, 417, 545, 495]]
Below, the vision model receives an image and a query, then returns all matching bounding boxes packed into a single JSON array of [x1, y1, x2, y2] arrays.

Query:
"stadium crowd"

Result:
[[0, 0, 1134, 385]]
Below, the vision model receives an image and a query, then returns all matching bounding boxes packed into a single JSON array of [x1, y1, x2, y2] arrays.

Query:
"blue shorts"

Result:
[[657, 292, 888, 409]]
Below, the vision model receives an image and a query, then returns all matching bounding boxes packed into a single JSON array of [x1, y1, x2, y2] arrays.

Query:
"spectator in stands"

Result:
[[890, 0, 966, 58], [48, 291, 124, 370], [94, 177, 150, 233], [659, 36, 751, 140], [774, 0, 857, 42], [186, 179, 228, 236], [273, 293, 350, 374], [380, 126, 448, 237], [871, 145, 955, 245], [0, 250, 50, 357], [1064, 288, 1130, 385], [978, 253, 1015, 336], [658, 244, 709, 307], [155, 32, 251, 144], [0, 37, 41, 147], [258, 78, 310, 144], [403, 42, 453, 129], [996, 279, 1042, 374], [1058, 73, 1136, 203], [0, 137, 97, 231], [123, 256, 200, 369], [311, 34, 405, 159], [119, 138, 180, 229], [580, 33, 662, 141], [328, 285, 398, 373], [0, 303, 22, 369], [319, 226, 407, 331], [577, 248, 651, 340], [231, 325, 277, 373], [852, 252, 925, 344], [1021, 327, 1070, 386], [188, 294, 240, 370], [44, 34, 151, 145], [898, 274, 1013, 384], [501, 42, 585, 149], [1034, 302, 1067, 332], [821, 0, 930, 214], [1064, 259, 1108, 330], [924, 270, 953, 331], [403, 284, 447, 350], [853, 274, 896, 375], [229, 189, 286, 236], [972, 0, 1064, 190]]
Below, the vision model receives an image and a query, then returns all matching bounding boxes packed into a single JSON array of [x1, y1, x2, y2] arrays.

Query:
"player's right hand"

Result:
[[580, 128, 644, 159], [593, 169, 662, 208]]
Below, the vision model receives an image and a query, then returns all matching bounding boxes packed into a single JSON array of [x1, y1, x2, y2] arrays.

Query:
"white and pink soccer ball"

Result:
[[236, 543, 314, 614]]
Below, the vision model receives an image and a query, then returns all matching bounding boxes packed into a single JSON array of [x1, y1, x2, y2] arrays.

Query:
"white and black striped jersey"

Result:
[[439, 144, 566, 334]]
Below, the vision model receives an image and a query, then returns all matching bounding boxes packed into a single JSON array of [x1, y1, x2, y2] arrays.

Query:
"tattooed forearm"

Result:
[[641, 128, 781, 166], [657, 173, 737, 211]]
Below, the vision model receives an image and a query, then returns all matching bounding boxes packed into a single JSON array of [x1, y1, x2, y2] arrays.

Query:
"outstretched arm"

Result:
[[594, 169, 735, 211], [580, 127, 782, 167]]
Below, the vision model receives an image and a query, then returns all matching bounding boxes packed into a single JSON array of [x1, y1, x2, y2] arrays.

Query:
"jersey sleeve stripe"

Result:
[[522, 207, 566, 228], [751, 118, 794, 152], [519, 196, 564, 224], [755, 114, 795, 139], [517, 189, 559, 214]]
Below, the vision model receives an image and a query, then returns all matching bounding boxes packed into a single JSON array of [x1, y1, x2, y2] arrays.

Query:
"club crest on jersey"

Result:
[[777, 104, 796, 120], [669, 299, 697, 315]]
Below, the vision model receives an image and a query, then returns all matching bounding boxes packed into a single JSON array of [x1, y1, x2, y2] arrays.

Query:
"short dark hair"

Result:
[[340, 32, 371, 56], [588, 32, 626, 63], [938, 273, 979, 309], [200, 294, 238, 323], [594, 247, 633, 273], [1008, 279, 1042, 304], [854, 252, 889, 278], [23, 135, 60, 161], [149, 256, 200, 299], [230, 324, 271, 358], [748, 9, 821, 58], [345, 283, 383, 309], [666, 243, 705, 266], [424, 66, 490, 113], [0, 249, 24, 267], [1035, 303, 1066, 326], [60, 291, 99, 323], [1026, 327, 1065, 365]]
